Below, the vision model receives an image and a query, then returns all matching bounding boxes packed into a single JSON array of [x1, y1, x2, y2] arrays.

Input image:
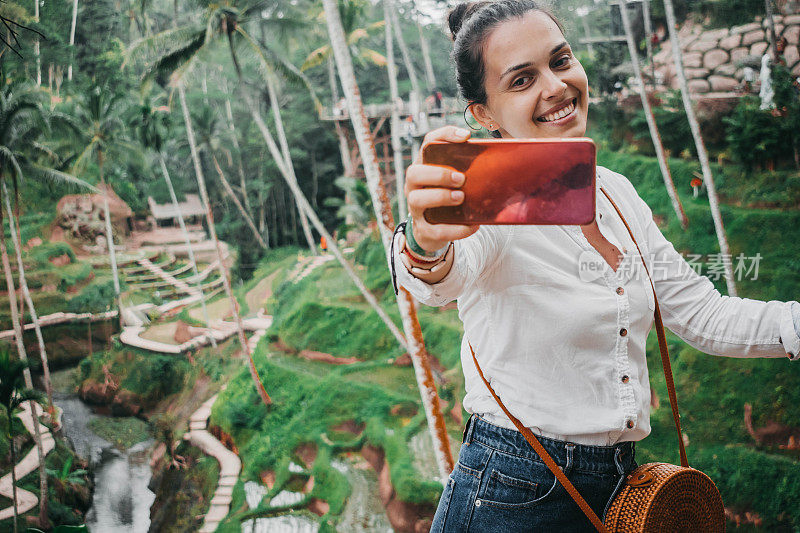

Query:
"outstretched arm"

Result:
[[626, 181, 800, 360]]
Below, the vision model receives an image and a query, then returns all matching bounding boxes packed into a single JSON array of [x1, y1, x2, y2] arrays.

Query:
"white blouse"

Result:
[[394, 165, 800, 446]]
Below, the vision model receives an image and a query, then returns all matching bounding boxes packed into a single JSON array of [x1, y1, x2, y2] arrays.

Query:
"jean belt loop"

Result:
[[613, 446, 626, 476], [462, 413, 476, 445], [564, 442, 575, 474]]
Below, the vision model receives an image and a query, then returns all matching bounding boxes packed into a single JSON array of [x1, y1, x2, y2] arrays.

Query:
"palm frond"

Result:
[[236, 28, 322, 114], [141, 30, 206, 84]]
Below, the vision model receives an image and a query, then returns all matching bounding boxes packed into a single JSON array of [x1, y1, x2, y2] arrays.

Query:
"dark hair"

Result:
[[448, 0, 565, 137]]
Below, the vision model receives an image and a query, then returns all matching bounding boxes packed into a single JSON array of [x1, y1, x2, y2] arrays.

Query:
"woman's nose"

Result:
[[541, 70, 568, 100]]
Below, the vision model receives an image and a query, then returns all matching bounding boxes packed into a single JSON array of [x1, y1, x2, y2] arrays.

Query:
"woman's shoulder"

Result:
[[597, 165, 638, 196], [596, 165, 654, 221], [598, 166, 646, 204]]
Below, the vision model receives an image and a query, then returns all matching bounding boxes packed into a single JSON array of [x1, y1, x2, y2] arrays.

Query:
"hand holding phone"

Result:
[[404, 126, 481, 254], [422, 138, 596, 226]]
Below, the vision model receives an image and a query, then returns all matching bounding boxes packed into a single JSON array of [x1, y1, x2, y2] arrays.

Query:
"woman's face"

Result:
[[471, 11, 589, 139]]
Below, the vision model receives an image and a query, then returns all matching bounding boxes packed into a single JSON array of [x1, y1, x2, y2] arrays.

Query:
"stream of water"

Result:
[[53, 370, 155, 533]]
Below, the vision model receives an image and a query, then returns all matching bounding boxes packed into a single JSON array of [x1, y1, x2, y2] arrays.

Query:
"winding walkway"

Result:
[[184, 389, 241, 533], [0, 402, 55, 521]]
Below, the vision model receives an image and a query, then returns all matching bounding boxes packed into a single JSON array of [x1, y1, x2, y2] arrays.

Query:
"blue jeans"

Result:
[[431, 414, 638, 532]]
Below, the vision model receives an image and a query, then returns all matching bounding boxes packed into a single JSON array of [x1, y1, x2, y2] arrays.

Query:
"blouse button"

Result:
[[620, 328, 628, 337], [616, 287, 625, 296], [626, 420, 635, 429], [621, 375, 630, 383]]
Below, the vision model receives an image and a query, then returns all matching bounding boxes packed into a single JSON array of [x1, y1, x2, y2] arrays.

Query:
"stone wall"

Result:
[[652, 14, 800, 94]]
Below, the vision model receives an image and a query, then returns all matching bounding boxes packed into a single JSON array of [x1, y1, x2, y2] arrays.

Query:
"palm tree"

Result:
[[300, 0, 387, 224], [219, 77, 252, 213], [4, 182, 54, 407], [322, 0, 454, 481], [384, 0, 406, 218], [413, 10, 437, 92], [0, 82, 93, 528], [388, 4, 428, 136], [0, 348, 45, 533], [62, 86, 128, 320], [662, 0, 737, 296], [131, 95, 217, 346], [0, 82, 59, 409], [0, 191, 50, 531], [177, 81, 272, 406], [128, 0, 409, 348], [619, 0, 688, 229], [68, 0, 79, 81], [190, 104, 268, 250]]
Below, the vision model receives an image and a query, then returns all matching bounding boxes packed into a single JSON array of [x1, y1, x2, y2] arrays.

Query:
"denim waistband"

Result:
[[463, 414, 635, 475]]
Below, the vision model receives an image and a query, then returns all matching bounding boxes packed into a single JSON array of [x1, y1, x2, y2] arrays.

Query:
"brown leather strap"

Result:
[[468, 343, 610, 532], [468, 185, 688, 532]]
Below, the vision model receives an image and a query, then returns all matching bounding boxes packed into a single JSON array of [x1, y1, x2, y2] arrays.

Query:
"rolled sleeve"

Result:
[[623, 181, 796, 359], [782, 301, 800, 360], [393, 225, 509, 307]]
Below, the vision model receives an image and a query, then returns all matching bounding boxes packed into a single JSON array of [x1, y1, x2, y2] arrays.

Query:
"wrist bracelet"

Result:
[[405, 216, 451, 259]]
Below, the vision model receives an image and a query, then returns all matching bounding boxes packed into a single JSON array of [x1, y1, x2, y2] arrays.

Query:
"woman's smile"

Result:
[[536, 97, 578, 125]]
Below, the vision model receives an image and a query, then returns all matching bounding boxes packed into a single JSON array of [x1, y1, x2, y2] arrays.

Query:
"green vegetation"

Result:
[[87, 416, 151, 449]]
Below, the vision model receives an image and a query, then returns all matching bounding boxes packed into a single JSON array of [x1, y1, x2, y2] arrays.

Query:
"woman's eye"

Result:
[[512, 76, 531, 88], [554, 54, 572, 68]]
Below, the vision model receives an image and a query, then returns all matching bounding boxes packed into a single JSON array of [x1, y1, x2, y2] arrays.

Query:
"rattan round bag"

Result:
[[604, 462, 725, 532]]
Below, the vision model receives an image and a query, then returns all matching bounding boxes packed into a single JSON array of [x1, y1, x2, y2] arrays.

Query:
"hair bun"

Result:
[[447, 3, 471, 41], [447, 1, 488, 41]]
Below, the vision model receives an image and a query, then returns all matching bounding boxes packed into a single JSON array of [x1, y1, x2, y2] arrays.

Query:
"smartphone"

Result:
[[421, 137, 596, 225]]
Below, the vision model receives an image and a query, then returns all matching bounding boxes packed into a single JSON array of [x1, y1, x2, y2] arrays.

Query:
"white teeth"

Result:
[[539, 100, 576, 122]]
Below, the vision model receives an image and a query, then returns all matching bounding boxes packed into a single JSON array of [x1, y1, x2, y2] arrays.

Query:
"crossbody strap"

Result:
[[468, 185, 687, 533]]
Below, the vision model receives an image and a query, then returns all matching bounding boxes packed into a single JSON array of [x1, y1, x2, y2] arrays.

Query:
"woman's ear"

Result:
[[469, 102, 496, 131]]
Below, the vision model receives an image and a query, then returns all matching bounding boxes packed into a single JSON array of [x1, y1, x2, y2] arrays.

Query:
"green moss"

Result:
[[87, 416, 151, 449]]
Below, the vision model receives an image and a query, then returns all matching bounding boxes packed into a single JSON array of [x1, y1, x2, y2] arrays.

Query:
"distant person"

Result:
[[392, 1, 800, 529], [403, 115, 417, 144], [690, 176, 703, 198], [320, 235, 327, 253]]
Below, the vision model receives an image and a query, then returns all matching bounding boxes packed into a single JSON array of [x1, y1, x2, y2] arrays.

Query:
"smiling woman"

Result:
[[392, 0, 800, 531]]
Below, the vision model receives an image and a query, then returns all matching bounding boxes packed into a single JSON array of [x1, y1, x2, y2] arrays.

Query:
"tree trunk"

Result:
[[619, 0, 689, 229], [9, 432, 18, 533], [178, 83, 272, 406], [97, 155, 124, 321], [223, 93, 251, 211], [264, 69, 316, 254], [323, 0, 454, 482], [385, 0, 407, 220], [4, 183, 53, 408], [211, 153, 268, 249], [158, 154, 217, 348], [244, 90, 409, 350], [642, 0, 656, 91], [0, 184, 49, 529], [765, 0, 778, 62], [416, 16, 437, 92], [34, 0, 41, 86], [289, 188, 299, 244], [663, 0, 737, 296], [390, 7, 428, 132]]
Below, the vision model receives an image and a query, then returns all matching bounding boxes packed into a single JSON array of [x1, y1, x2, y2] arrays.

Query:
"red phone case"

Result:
[[422, 138, 596, 225]]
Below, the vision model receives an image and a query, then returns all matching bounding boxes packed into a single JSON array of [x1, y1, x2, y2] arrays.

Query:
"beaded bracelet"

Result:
[[404, 216, 451, 260]]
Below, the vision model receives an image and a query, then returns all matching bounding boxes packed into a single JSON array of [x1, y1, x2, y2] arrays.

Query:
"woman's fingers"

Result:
[[405, 165, 465, 194], [408, 187, 464, 214], [412, 219, 479, 251], [414, 125, 471, 165]]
